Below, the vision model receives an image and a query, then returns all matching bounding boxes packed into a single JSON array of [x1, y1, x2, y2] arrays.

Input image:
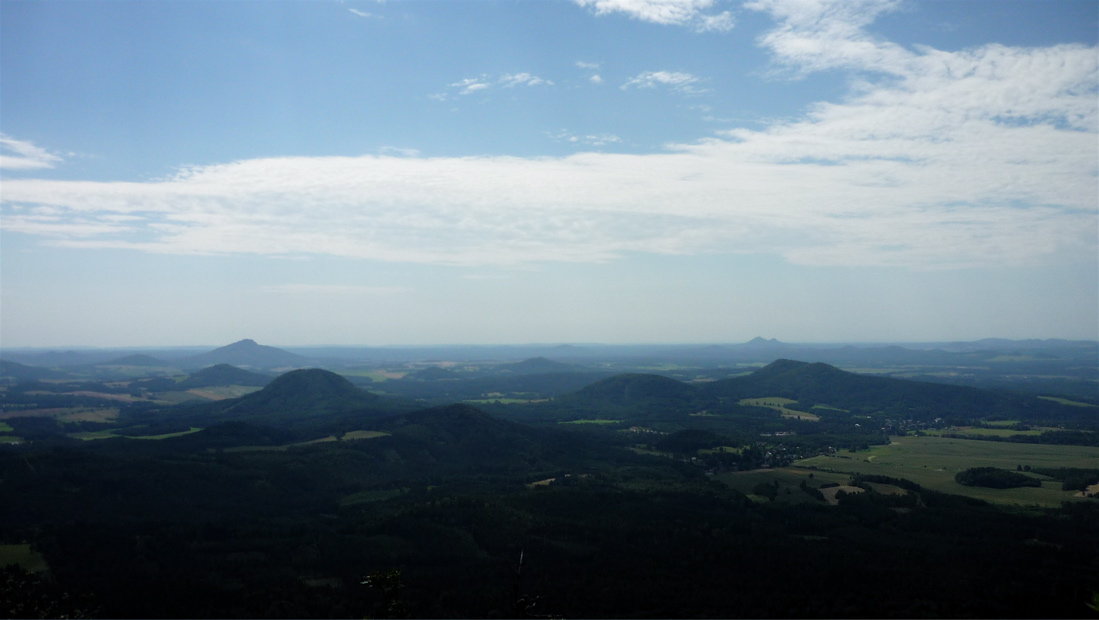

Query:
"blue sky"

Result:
[[1, 0, 1096, 348]]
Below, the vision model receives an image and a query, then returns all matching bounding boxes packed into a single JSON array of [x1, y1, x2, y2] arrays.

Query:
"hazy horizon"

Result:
[[3, 0, 1096, 348]]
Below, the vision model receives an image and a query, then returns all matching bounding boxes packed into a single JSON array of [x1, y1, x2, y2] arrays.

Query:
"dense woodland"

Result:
[[1, 339, 1098, 618]]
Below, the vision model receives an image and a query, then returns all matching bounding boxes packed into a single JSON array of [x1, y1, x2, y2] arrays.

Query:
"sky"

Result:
[[1, 0, 1097, 348]]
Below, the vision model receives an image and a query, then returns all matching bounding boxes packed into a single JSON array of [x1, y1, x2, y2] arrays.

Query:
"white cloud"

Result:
[[576, 61, 601, 70], [450, 76, 491, 95], [3, 3, 1095, 271], [347, 8, 377, 19], [590, 75, 604, 85], [574, 0, 734, 32], [500, 73, 553, 88], [442, 73, 553, 98], [258, 284, 410, 295], [548, 130, 623, 147], [622, 70, 707, 93], [0, 135, 63, 170]]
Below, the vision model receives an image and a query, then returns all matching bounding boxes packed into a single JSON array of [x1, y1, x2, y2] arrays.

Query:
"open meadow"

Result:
[[794, 435, 1099, 507]]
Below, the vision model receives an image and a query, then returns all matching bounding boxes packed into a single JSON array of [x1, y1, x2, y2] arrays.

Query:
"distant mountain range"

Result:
[[560, 359, 1073, 423]]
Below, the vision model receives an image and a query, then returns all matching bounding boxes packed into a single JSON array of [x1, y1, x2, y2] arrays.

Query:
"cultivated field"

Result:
[[795, 435, 1099, 507], [739, 397, 820, 421]]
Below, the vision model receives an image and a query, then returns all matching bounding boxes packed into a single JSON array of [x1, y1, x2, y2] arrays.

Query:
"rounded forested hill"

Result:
[[406, 366, 461, 381], [221, 368, 379, 418], [573, 373, 696, 404], [496, 357, 582, 375], [178, 363, 272, 388]]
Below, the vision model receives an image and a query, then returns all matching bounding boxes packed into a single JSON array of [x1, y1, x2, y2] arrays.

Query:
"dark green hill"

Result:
[[574, 373, 696, 404], [363, 403, 594, 469], [183, 339, 307, 370], [406, 366, 461, 381], [227, 368, 377, 415], [375, 403, 531, 445], [702, 359, 1062, 421], [177, 364, 272, 388], [0, 360, 70, 381]]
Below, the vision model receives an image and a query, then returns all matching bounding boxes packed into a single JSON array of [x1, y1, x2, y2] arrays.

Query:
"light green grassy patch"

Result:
[[58, 408, 120, 423], [153, 391, 212, 404], [739, 397, 820, 422], [983, 420, 1023, 427], [1038, 396, 1098, 408], [70, 427, 203, 441], [138, 427, 203, 440], [794, 435, 1099, 507], [341, 430, 390, 440], [700, 445, 743, 455], [339, 488, 406, 506], [0, 436, 24, 444], [465, 398, 544, 404], [69, 429, 123, 441], [716, 467, 850, 505], [188, 385, 264, 400], [926, 427, 1045, 438], [0, 422, 12, 433], [560, 419, 620, 425], [812, 404, 848, 412], [0, 544, 49, 573]]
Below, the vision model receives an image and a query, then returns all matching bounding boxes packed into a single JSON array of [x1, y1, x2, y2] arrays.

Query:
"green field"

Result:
[[69, 427, 203, 441], [560, 419, 620, 425], [0, 544, 49, 573], [0, 422, 12, 432], [718, 467, 852, 504], [1038, 396, 1098, 408], [739, 397, 820, 421], [795, 435, 1099, 507], [925, 426, 1047, 438]]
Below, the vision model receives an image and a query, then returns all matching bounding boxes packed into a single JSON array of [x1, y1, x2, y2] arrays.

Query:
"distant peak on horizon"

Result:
[[228, 339, 259, 347], [742, 337, 787, 347]]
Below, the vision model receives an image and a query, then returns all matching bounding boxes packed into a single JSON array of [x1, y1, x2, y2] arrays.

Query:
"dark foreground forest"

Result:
[[2, 347, 1098, 618]]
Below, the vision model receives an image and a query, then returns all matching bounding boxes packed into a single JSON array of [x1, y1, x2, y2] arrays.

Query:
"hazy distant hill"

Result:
[[494, 357, 583, 375], [406, 366, 462, 381], [96, 353, 169, 367], [551, 359, 1069, 423], [0, 359, 70, 381], [177, 363, 272, 388], [738, 337, 789, 348], [183, 339, 307, 369]]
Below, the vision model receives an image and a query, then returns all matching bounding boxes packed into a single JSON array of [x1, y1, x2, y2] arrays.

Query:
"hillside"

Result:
[[574, 373, 697, 404], [701, 359, 1062, 421], [495, 357, 582, 375], [182, 339, 307, 370], [0, 360, 70, 381], [177, 363, 272, 388], [95, 354, 169, 367], [225, 368, 377, 415], [170, 368, 396, 431]]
